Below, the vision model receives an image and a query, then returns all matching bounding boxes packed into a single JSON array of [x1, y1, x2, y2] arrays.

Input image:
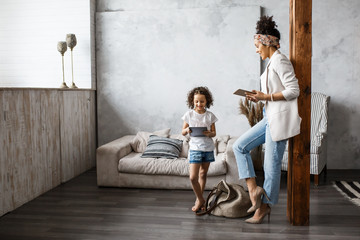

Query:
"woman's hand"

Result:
[[246, 90, 266, 102]]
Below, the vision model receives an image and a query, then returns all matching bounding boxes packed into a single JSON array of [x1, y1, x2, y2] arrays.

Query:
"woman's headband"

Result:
[[254, 34, 280, 49]]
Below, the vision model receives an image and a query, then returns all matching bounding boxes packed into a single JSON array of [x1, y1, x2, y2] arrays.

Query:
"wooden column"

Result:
[[287, 0, 312, 225]]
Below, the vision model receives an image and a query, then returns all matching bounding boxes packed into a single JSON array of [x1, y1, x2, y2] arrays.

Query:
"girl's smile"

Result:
[[194, 94, 207, 114]]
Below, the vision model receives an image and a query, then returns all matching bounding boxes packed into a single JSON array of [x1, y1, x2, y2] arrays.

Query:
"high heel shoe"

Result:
[[245, 206, 271, 224], [247, 186, 270, 213]]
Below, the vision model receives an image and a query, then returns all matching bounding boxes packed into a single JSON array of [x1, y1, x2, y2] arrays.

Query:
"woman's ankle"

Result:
[[246, 178, 257, 193]]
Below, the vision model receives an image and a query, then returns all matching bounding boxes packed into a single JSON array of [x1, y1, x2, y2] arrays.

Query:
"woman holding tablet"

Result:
[[232, 15, 301, 224]]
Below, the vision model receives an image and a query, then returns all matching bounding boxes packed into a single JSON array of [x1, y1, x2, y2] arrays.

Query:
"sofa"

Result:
[[96, 128, 244, 190]]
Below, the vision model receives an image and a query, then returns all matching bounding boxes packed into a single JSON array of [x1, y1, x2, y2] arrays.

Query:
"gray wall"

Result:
[[96, 0, 360, 170]]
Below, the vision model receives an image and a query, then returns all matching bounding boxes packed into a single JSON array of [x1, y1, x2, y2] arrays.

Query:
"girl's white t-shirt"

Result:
[[182, 110, 218, 152]]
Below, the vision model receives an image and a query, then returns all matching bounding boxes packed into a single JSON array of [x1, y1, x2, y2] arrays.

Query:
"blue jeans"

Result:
[[232, 111, 287, 205]]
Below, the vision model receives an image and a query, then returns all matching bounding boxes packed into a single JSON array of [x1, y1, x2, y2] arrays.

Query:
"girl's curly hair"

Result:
[[186, 86, 214, 109], [256, 15, 281, 40]]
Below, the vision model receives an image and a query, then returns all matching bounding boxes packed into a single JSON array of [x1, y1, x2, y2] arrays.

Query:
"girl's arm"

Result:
[[203, 123, 216, 138], [182, 121, 191, 136]]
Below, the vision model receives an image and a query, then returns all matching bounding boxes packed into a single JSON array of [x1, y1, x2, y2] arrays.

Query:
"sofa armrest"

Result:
[[96, 135, 134, 186]]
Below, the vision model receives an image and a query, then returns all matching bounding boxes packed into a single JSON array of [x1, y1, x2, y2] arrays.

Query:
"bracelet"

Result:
[[270, 93, 274, 101]]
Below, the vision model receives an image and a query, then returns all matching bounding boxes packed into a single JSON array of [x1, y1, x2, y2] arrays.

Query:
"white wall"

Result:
[[96, 0, 360, 169], [0, 0, 95, 88]]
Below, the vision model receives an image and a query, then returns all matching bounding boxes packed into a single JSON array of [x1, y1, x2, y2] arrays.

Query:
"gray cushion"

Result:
[[170, 134, 190, 158], [141, 135, 183, 159], [130, 128, 171, 153]]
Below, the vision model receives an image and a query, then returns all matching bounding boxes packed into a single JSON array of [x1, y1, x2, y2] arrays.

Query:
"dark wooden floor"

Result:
[[0, 169, 359, 240]]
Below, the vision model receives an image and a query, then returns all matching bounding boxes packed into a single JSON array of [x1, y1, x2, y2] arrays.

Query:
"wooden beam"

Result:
[[287, 0, 312, 226]]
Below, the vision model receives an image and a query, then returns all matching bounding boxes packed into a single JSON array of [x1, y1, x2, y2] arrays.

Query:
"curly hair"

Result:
[[256, 15, 281, 40], [186, 86, 214, 109]]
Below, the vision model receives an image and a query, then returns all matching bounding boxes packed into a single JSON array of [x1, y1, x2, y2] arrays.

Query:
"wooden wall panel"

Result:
[[0, 92, 3, 216], [60, 90, 96, 183], [79, 91, 96, 174], [1, 90, 31, 212], [9, 90, 32, 210], [60, 91, 78, 182], [0, 90, 11, 215], [0, 91, 5, 216], [29, 91, 61, 195], [0, 89, 96, 217]]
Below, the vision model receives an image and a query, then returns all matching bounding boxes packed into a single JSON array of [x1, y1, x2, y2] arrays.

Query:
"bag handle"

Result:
[[196, 186, 233, 216], [196, 188, 222, 216]]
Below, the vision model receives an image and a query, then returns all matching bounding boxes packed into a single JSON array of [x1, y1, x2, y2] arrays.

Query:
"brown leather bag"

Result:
[[196, 180, 252, 218]]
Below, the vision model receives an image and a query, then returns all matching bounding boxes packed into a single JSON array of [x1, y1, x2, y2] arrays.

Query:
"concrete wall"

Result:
[[96, 5, 260, 143], [96, 0, 360, 169]]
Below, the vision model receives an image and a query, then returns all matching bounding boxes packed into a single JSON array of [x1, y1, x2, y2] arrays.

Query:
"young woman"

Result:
[[233, 16, 301, 224]]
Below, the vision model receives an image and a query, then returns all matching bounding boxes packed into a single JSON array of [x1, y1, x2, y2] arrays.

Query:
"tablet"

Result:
[[233, 88, 253, 97], [189, 127, 207, 137]]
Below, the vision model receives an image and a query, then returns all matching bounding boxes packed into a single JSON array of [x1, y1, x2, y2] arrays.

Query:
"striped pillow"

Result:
[[141, 135, 183, 159]]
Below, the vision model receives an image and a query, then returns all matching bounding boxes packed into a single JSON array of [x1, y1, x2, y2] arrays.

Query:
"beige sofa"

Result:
[[96, 129, 244, 190]]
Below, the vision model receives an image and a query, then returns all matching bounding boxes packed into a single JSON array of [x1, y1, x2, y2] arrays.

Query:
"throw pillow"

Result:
[[130, 128, 171, 153], [170, 134, 190, 158], [141, 135, 183, 159]]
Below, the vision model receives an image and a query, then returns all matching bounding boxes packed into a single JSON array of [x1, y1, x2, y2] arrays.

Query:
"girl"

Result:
[[233, 15, 301, 224], [182, 86, 218, 213]]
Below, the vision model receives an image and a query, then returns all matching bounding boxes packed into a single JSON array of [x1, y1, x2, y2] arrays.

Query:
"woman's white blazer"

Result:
[[260, 50, 302, 141]]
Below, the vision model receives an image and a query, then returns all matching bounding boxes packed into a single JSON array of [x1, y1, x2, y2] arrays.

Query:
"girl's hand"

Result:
[[182, 122, 191, 136], [182, 126, 191, 136], [246, 90, 265, 102], [203, 123, 216, 138], [203, 130, 211, 137], [187, 127, 192, 135], [203, 130, 215, 138]]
